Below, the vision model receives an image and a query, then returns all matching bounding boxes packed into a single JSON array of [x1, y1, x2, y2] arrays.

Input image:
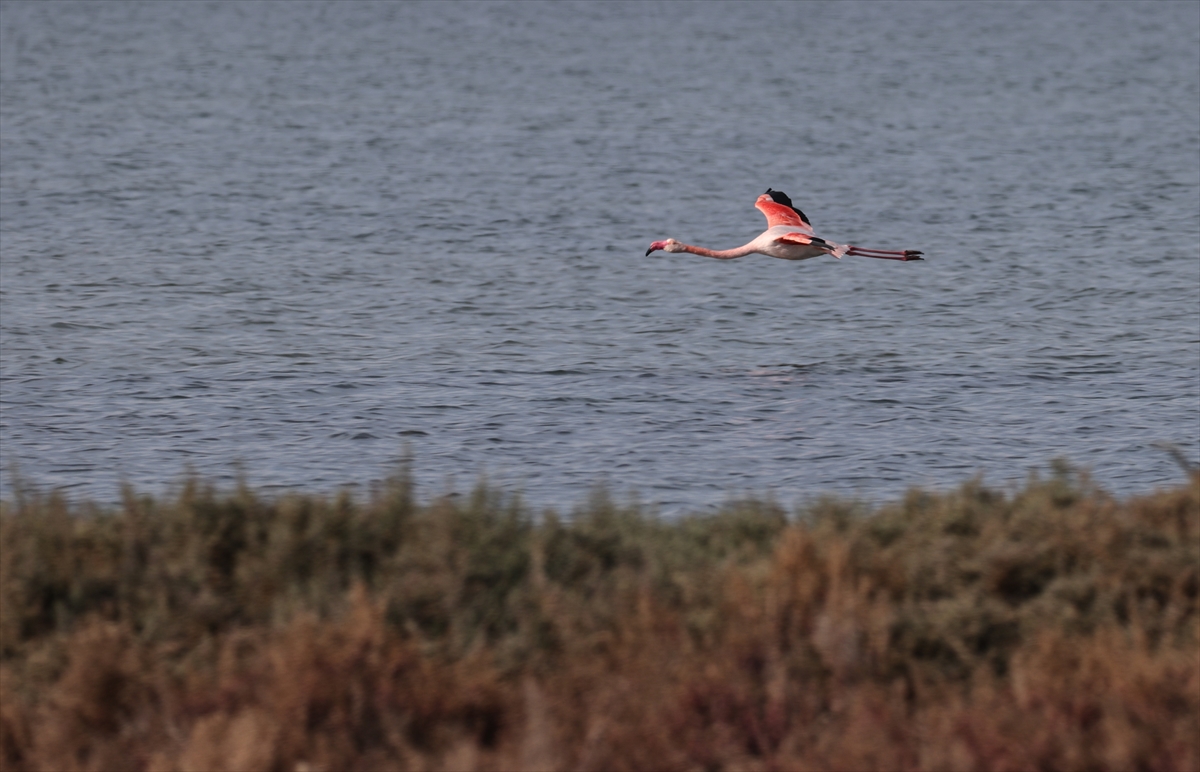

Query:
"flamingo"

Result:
[[645, 189, 924, 262]]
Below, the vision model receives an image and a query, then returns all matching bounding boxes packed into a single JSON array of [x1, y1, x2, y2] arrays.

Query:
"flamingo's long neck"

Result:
[[680, 242, 758, 260]]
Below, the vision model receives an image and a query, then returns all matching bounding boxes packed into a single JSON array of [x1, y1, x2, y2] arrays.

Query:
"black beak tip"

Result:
[[645, 247, 653, 256]]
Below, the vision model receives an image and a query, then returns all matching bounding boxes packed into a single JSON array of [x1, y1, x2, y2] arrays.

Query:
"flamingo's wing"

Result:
[[755, 196, 813, 232], [775, 231, 848, 258], [773, 232, 815, 246]]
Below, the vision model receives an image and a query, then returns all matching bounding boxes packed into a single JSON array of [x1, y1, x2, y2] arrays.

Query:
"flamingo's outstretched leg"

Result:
[[846, 247, 924, 261]]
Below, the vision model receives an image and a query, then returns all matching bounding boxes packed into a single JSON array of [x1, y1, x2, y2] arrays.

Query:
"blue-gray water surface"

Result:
[[2, 1, 1198, 513]]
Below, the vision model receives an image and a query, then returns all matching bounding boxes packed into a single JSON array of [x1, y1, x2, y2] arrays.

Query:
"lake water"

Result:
[[2, 1, 1198, 513]]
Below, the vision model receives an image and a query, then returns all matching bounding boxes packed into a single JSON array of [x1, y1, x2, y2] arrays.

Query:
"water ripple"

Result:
[[1, 1, 1197, 512]]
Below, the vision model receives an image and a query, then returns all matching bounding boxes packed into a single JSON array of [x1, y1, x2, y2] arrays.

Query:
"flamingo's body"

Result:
[[646, 190, 923, 262]]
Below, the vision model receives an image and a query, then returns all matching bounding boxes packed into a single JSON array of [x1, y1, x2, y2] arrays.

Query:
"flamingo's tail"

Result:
[[809, 237, 851, 259]]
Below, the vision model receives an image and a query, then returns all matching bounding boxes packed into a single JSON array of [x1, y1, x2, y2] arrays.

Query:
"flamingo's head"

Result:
[[645, 239, 683, 256]]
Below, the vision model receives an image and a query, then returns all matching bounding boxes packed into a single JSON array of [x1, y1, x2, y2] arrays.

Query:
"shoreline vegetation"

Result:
[[1, 464, 1197, 771]]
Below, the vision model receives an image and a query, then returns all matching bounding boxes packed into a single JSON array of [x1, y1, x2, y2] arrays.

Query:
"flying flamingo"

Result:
[[646, 189, 924, 262]]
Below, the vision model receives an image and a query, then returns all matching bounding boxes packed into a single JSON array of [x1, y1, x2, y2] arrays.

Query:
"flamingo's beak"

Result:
[[645, 241, 665, 256]]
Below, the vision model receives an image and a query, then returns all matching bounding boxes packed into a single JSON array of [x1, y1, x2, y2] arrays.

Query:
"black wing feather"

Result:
[[765, 188, 810, 226]]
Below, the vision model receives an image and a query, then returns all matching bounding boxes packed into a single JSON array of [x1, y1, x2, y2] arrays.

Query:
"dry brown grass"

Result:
[[1, 464, 1197, 771]]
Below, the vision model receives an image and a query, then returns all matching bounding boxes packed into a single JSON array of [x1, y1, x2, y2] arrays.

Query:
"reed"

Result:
[[1, 463, 1196, 771]]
